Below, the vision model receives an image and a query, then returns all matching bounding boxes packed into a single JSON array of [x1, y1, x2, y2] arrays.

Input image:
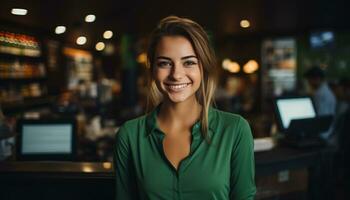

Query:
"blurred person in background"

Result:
[[332, 78, 350, 194], [334, 78, 350, 115], [304, 65, 337, 141], [114, 16, 256, 200], [53, 89, 82, 116], [304, 65, 337, 116]]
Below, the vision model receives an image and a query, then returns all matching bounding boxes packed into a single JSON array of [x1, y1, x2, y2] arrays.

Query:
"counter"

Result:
[[0, 146, 335, 200]]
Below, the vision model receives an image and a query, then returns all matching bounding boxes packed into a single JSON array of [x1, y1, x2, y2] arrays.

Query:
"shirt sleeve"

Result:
[[114, 125, 138, 200], [229, 117, 256, 200]]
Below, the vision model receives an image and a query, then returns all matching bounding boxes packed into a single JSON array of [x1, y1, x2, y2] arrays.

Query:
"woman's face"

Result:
[[153, 36, 202, 104]]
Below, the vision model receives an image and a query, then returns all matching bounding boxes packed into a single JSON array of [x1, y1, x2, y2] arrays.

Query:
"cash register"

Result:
[[274, 96, 333, 148]]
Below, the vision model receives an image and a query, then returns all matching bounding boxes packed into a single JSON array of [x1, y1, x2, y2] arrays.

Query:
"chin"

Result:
[[166, 92, 195, 103], [168, 96, 187, 103]]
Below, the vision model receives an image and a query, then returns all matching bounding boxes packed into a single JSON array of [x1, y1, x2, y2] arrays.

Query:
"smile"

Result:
[[165, 83, 191, 91]]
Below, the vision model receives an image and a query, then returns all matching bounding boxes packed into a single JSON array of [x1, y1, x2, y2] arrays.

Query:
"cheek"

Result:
[[153, 69, 169, 91], [188, 69, 202, 86], [154, 69, 168, 82]]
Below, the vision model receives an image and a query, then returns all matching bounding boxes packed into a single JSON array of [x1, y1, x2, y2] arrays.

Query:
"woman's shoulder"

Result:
[[121, 114, 148, 129], [116, 114, 148, 138], [210, 108, 252, 142], [211, 107, 247, 126]]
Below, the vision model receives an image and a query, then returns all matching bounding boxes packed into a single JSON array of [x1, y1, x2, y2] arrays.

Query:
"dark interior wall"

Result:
[[297, 30, 350, 82]]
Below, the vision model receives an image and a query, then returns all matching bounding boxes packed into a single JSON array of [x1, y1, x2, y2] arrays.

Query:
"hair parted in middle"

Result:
[[146, 15, 218, 141]]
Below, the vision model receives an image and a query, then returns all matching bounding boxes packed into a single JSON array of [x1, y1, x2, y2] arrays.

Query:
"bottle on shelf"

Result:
[[0, 60, 46, 79], [0, 31, 41, 57], [0, 30, 47, 108]]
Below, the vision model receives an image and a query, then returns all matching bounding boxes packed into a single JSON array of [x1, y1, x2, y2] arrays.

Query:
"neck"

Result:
[[158, 98, 202, 130]]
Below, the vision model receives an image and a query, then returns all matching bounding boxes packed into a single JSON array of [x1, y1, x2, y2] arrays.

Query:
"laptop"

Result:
[[16, 119, 77, 161], [273, 96, 333, 147]]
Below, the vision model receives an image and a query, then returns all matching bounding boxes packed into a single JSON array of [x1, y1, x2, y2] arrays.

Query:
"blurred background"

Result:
[[0, 0, 349, 199]]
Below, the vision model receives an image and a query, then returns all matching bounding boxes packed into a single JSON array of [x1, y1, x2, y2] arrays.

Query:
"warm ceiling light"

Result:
[[85, 14, 96, 22], [103, 30, 113, 39], [222, 58, 240, 73], [76, 36, 87, 45], [227, 62, 240, 73], [95, 42, 105, 51], [240, 19, 250, 28], [243, 60, 259, 73], [55, 26, 66, 34], [137, 53, 147, 64], [222, 59, 231, 70], [11, 8, 28, 16]]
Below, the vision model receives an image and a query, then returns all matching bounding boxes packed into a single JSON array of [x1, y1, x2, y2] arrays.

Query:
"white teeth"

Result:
[[167, 83, 189, 90]]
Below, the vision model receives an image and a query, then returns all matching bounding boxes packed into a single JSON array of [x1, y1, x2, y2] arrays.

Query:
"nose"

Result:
[[169, 62, 184, 80]]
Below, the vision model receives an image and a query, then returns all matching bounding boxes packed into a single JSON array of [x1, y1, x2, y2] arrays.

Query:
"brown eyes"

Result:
[[156, 61, 172, 68], [156, 60, 197, 68], [183, 60, 197, 66]]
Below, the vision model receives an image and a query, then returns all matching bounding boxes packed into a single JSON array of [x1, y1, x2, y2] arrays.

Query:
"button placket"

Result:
[[177, 172, 182, 200]]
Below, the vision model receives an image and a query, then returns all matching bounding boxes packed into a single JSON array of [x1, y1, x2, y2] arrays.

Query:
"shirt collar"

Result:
[[145, 104, 216, 138], [145, 104, 161, 135]]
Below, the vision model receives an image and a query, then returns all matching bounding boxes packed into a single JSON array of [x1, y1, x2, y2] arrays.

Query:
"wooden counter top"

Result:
[[0, 146, 335, 177], [0, 161, 113, 173]]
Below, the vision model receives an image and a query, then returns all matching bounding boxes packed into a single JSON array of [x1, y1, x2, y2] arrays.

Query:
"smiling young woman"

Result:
[[153, 36, 202, 104], [114, 16, 256, 200]]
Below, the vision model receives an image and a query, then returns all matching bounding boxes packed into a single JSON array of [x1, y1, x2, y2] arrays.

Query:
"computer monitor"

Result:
[[274, 96, 334, 147], [16, 119, 77, 161], [274, 96, 317, 132]]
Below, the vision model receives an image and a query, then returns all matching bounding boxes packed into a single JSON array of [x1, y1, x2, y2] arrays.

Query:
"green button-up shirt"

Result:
[[114, 106, 256, 200]]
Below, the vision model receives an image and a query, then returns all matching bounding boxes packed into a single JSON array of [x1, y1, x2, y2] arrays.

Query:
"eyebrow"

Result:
[[156, 55, 198, 60]]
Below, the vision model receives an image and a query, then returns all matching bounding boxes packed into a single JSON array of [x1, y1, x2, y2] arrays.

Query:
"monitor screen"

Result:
[[276, 97, 316, 129], [21, 124, 73, 154], [17, 119, 76, 160]]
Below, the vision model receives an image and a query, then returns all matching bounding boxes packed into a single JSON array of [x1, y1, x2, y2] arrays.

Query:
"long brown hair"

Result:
[[146, 16, 217, 141]]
